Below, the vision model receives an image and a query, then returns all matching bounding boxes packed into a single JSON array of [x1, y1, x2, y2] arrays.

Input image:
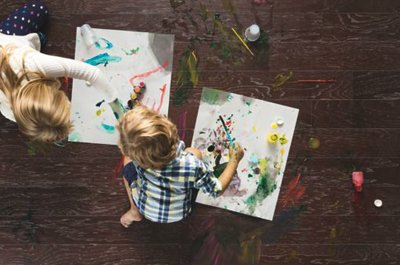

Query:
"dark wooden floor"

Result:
[[1, 0, 399, 264]]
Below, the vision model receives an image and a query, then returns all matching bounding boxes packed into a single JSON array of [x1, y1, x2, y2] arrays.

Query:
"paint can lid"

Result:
[[276, 118, 284, 126], [374, 199, 383, 208]]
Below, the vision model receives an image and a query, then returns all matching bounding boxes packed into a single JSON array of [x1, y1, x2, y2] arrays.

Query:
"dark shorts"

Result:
[[122, 162, 138, 186]]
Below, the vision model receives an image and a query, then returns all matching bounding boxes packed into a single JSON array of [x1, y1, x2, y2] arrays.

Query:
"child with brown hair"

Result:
[[118, 105, 244, 226]]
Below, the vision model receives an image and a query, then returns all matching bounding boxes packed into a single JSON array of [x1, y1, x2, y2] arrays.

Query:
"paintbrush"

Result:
[[219, 115, 235, 147], [231, 27, 255, 56]]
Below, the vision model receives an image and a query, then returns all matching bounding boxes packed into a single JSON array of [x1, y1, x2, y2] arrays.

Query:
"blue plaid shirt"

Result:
[[122, 141, 221, 223]]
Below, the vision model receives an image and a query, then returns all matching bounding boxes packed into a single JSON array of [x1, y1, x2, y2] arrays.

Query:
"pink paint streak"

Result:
[[128, 61, 169, 87], [178, 111, 188, 141], [155, 84, 167, 113]]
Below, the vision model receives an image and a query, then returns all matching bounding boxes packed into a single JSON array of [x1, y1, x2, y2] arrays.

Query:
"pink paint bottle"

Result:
[[352, 171, 364, 192]]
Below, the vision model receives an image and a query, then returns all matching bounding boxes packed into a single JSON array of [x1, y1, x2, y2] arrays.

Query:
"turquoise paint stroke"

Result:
[[85, 53, 122, 66], [69, 132, 81, 142], [95, 38, 113, 50], [121, 47, 140, 55], [100, 123, 116, 134]]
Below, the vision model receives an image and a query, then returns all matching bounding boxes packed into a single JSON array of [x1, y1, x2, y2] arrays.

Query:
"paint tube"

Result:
[[80, 24, 98, 47]]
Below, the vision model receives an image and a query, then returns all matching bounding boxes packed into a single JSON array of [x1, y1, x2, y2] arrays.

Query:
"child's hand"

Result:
[[229, 143, 244, 164]]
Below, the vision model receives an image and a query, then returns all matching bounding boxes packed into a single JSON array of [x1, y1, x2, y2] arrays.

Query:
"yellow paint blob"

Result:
[[266, 132, 279, 143], [259, 158, 268, 175], [271, 122, 278, 129], [308, 137, 321, 149], [252, 125, 257, 133], [279, 134, 288, 145]]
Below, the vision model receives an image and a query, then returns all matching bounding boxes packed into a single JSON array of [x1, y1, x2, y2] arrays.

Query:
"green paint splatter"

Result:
[[121, 47, 140, 55], [214, 162, 228, 178], [202, 88, 221, 105], [68, 132, 81, 142], [173, 48, 199, 106], [245, 157, 278, 214], [245, 101, 251, 106], [248, 174, 253, 178]]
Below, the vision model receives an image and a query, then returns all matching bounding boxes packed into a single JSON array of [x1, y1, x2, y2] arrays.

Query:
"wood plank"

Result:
[[311, 100, 400, 128], [353, 71, 400, 100], [259, 244, 400, 265], [322, 13, 400, 42], [0, 244, 182, 265], [0, 215, 399, 245]]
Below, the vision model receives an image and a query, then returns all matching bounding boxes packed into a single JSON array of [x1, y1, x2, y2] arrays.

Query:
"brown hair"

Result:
[[118, 105, 179, 169], [0, 45, 72, 142]]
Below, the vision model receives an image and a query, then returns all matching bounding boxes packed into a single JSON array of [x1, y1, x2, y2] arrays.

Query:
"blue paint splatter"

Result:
[[85, 53, 122, 66], [95, 38, 113, 50], [248, 153, 258, 166], [100, 123, 115, 134]]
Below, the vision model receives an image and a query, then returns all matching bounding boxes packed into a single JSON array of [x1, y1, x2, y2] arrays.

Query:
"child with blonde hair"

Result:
[[118, 105, 244, 226], [0, 1, 121, 143]]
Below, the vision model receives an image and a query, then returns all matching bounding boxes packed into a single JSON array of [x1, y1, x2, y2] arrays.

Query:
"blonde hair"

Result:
[[0, 45, 72, 142], [118, 105, 179, 169]]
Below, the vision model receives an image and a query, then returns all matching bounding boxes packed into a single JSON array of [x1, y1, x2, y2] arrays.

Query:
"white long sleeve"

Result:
[[23, 51, 117, 102], [0, 33, 117, 122]]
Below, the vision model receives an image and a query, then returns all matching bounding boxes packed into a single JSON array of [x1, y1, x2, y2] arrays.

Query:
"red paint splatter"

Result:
[[282, 174, 306, 207], [113, 155, 125, 179], [241, 168, 248, 173], [128, 61, 169, 87]]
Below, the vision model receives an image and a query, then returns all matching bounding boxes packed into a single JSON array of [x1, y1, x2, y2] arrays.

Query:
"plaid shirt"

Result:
[[122, 141, 222, 223]]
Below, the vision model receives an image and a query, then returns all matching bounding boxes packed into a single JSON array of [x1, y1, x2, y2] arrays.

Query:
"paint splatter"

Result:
[[155, 84, 167, 113], [244, 157, 278, 214], [308, 137, 321, 149], [129, 61, 169, 87], [202, 88, 226, 105], [100, 123, 116, 134], [272, 71, 293, 91], [282, 174, 306, 207], [95, 100, 105, 107], [173, 49, 199, 106], [96, 108, 105, 116], [69, 132, 81, 142], [95, 38, 113, 50], [84, 53, 122, 66], [177, 111, 188, 141], [121, 47, 140, 55], [251, 125, 257, 133]]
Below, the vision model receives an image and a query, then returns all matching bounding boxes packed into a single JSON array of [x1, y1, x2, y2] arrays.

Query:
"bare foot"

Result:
[[120, 207, 143, 228]]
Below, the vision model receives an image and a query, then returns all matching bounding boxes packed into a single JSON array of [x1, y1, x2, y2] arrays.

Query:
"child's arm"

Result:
[[26, 51, 117, 102], [218, 143, 244, 193]]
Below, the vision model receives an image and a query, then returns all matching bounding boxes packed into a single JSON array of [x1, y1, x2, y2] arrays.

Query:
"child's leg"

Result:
[[120, 157, 143, 227], [0, 1, 49, 44]]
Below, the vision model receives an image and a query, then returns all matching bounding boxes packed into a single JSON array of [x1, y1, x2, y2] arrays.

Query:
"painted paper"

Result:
[[192, 88, 299, 220], [69, 28, 174, 145]]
